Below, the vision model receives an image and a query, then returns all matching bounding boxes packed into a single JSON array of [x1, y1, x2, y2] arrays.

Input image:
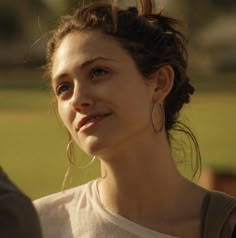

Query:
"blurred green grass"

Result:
[[0, 109, 100, 199], [0, 70, 236, 199]]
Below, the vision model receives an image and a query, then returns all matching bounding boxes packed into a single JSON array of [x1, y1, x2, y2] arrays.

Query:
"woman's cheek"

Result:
[[58, 102, 74, 129]]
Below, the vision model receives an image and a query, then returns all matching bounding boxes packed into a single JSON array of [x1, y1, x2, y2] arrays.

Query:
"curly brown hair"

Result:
[[46, 0, 201, 179]]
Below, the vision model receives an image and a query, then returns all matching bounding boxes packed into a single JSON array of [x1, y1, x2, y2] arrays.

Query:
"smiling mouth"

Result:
[[77, 113, 112, 132]]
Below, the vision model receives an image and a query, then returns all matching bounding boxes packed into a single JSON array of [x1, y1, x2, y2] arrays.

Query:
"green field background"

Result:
[[0, 69, 236, 200]]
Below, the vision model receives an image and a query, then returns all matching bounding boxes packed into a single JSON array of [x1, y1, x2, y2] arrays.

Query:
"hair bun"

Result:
[[178, 80, 194, 105]]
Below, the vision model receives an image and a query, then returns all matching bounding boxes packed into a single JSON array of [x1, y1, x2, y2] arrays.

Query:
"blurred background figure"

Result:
[[0, 0, 235, 199], [0, 168, 42, 237]]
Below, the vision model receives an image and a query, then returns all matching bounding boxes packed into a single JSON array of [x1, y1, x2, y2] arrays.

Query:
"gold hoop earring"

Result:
[[66, 139, 96, 168], [66, 139, 75, 165], [78, 156, 96, 169], [62, 140, 97, 191], [151, 102, 165, 133], [61, 166, 72, 191], [61, 139, 74, 191]]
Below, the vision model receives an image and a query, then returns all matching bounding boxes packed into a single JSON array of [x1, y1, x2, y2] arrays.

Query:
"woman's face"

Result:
[[52, 31, 155, 157]]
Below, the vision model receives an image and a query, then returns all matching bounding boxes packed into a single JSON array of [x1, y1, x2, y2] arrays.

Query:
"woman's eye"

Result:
[[90, 68, 108, 80], [56, 83, 71, 96]]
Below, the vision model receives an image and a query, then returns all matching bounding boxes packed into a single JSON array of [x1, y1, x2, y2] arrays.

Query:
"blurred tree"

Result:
[[0, 4, 22, 42], [0, 0, 50, 66], [0, 0, 49, 42], [184, 0, 215, 33], [183, 0, 236, 33], [211, 0, 236, 10]]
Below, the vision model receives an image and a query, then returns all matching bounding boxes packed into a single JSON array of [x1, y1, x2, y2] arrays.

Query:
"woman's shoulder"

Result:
[[34, 180, 94, 216], [33, 180, 96, 237]]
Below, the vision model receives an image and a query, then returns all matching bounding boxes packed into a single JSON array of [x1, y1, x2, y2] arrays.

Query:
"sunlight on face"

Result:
[[52, 31, 154, 158]]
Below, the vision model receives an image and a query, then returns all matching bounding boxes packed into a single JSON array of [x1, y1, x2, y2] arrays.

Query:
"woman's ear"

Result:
[[151, 65, 174, 103]]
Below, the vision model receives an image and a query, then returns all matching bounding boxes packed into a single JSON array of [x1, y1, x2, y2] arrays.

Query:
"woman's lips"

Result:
[[77, 113, 111, 132]]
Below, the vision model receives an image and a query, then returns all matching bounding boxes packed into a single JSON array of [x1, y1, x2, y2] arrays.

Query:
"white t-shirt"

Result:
[[34, 180, 178, 238]]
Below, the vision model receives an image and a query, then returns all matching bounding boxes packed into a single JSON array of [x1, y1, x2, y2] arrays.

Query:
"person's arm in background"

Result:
[[229, 211, 236, 238], [0, 167, 42, 238]]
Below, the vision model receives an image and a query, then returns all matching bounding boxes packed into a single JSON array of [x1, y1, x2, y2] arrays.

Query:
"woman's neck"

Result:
[[96, 131, 206, 238], [97, 132, 186, 219]]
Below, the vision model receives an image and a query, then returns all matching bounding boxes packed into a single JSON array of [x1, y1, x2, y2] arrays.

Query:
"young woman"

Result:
[[34, 1, 236, 237]]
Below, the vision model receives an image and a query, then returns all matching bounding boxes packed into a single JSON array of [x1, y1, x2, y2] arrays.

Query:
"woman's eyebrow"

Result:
[[52, 57, 117, 83], [79, 56, 117, 69]]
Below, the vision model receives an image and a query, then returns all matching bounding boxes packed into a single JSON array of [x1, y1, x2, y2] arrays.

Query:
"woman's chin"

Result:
[[77, 133, 124, 159], [80, 136, 108, 157]]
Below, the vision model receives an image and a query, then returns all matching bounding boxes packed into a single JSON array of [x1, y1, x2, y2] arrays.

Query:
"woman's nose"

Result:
[[69, 84, 95, 113]]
